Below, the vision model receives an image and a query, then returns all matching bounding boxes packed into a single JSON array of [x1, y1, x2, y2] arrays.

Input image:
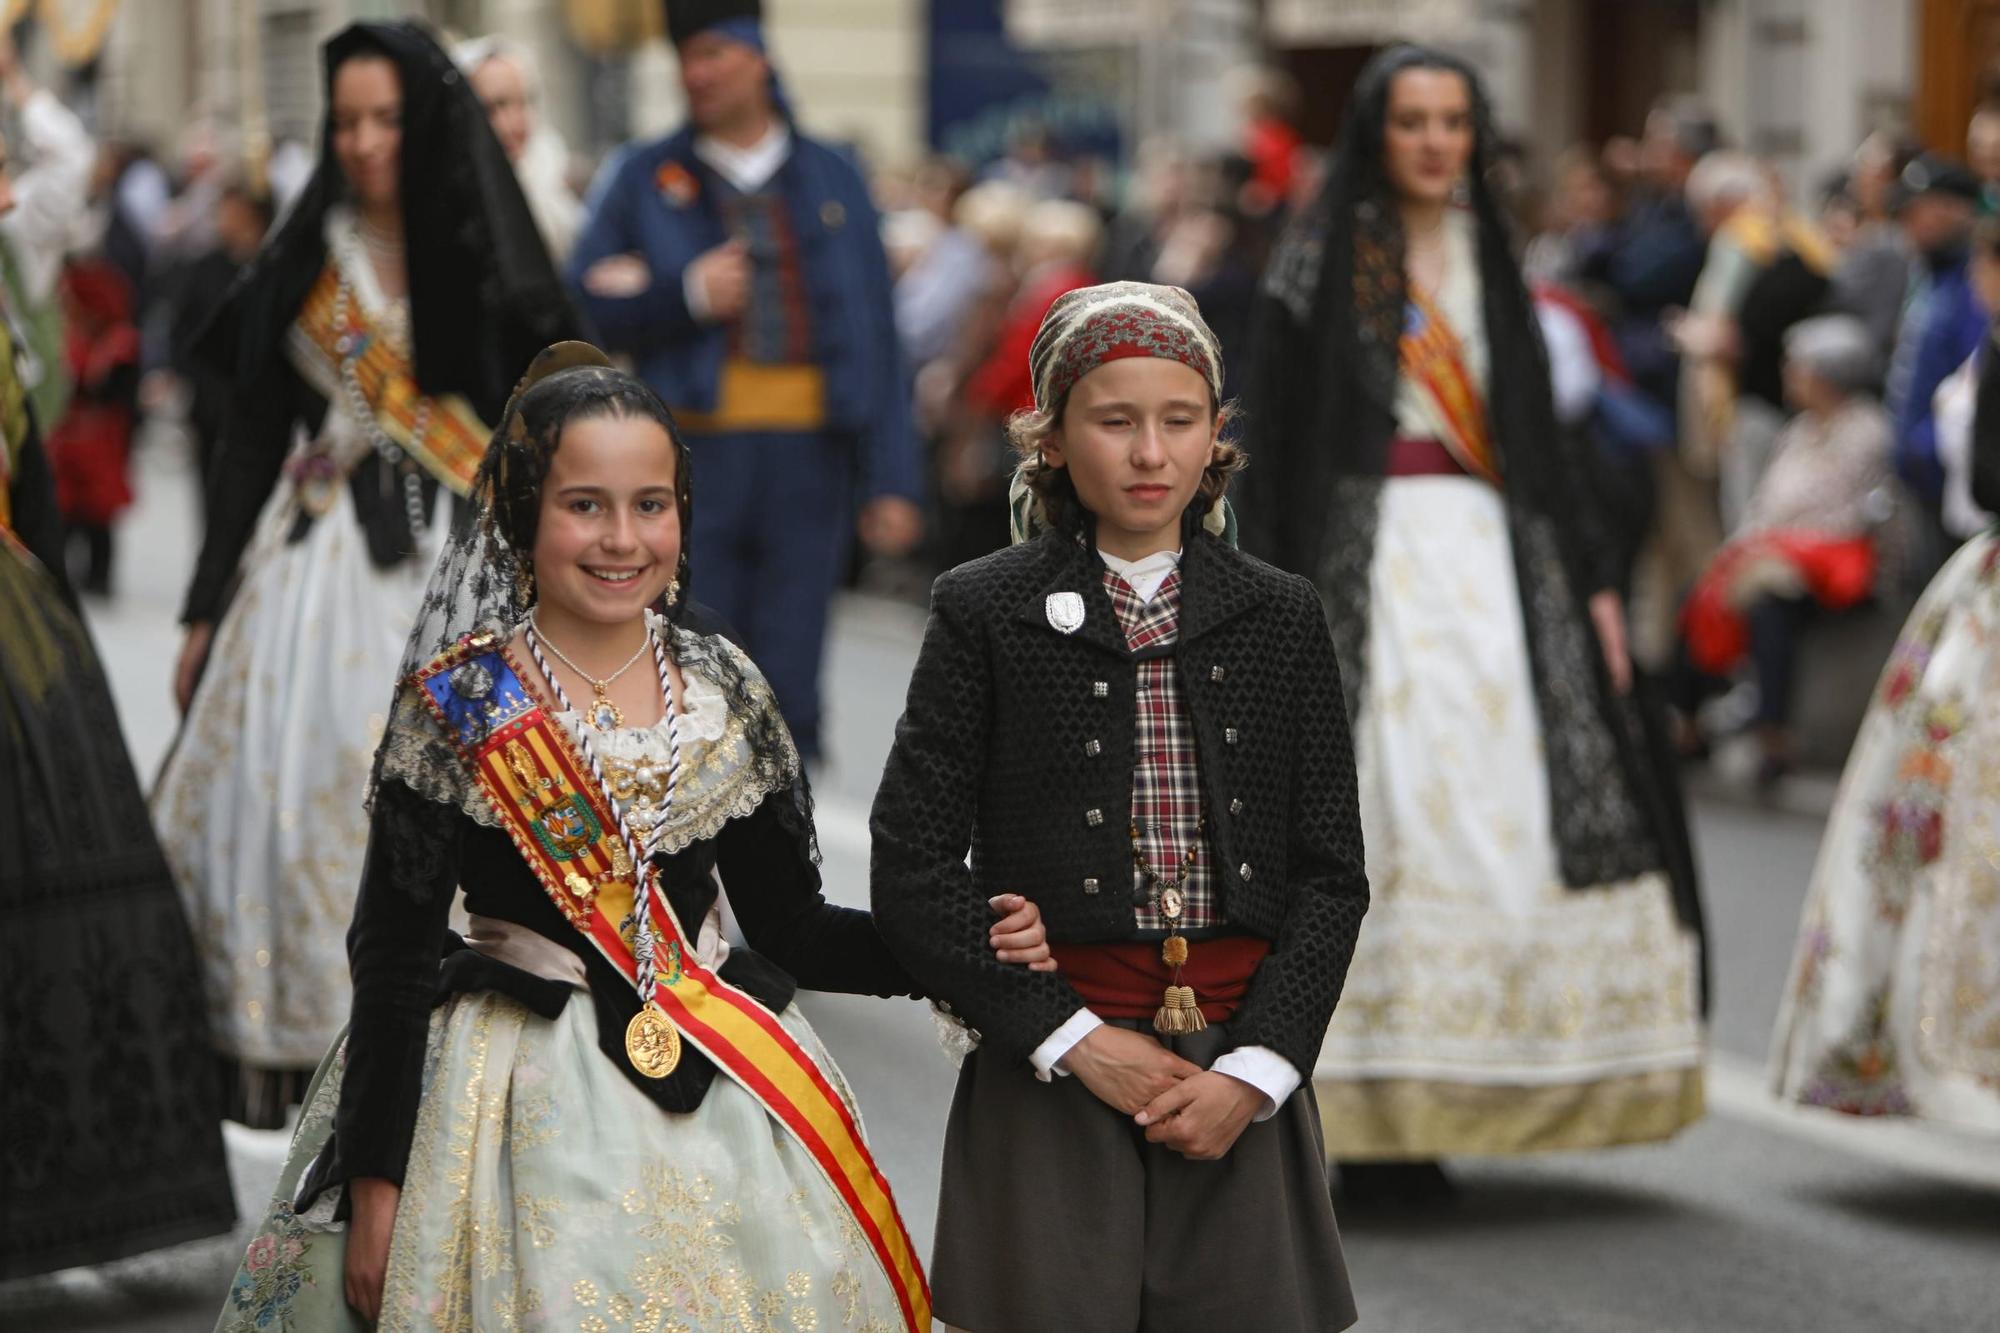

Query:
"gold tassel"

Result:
[[1154, 985, 1208, 1035]]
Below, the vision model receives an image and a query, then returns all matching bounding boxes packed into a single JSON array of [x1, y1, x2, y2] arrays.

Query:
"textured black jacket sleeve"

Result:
[[870, 568, 1090, 1062], [334, 779, 462, 1188], [181, 366, 313, 624], [1224, 577, 1369, 1075], [715, 794, 915, 998]]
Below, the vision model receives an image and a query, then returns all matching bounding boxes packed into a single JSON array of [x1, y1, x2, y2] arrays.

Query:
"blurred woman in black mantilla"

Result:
[[1240, 44, 1708, 1202], [152, 20, 578, 1127], [0, 191, 234, 1272]]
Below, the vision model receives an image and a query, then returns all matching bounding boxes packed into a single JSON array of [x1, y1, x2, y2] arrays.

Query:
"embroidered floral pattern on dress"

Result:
[[1795, 993, 1915, 1116], [223, 1209, 320, 1330], [1773, 529, 2000, 1129]]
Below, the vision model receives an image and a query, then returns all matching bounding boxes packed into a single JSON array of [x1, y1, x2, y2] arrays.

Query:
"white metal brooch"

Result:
[[1045, 591, 1086, 635]]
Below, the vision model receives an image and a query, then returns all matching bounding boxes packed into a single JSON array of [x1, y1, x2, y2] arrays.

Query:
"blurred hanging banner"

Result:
[[5, 0, 121, 67], [1265, 0, 1477, 44], [1005, 0, 1144, 48], [564, 0, 664, 56], [946, 0, 1124, 163]]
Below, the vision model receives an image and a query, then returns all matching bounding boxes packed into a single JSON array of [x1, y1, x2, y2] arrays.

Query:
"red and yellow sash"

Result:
[[292, 266, 490, 496], [416, 636, 930, 1331], [1401, 284, 1500, 485]]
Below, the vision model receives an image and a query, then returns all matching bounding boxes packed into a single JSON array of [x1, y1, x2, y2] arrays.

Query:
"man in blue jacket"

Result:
[[569, 0, 920, 761], [1885, 154, 1984, 526]]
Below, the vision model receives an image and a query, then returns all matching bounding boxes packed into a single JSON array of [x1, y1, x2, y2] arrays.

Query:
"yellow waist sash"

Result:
[[673, 357, 827, 435]]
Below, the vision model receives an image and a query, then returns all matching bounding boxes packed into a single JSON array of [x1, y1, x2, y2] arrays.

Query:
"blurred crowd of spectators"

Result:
[[871, 69, 2000, 781], [35, 40, 2000, 781], [874, 68, 1314, 571], [1517, 94, 1999, 780]]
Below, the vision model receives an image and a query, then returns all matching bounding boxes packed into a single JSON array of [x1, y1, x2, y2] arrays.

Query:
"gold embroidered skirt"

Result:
[[1315, 476, 1705, 1158], [155, 470, 446, 1102], [216, 990, 904, 1332]]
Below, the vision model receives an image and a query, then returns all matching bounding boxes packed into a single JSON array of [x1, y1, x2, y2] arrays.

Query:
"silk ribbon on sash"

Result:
[[415, 636, 932, 1331], [288, 265, 491, 496], [1400, 283, 1501, 485]]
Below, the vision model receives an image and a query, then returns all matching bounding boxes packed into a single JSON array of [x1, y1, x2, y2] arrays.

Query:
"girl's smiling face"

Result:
[[532, 413, 681, 625], [1042, 357, 1220, 560]]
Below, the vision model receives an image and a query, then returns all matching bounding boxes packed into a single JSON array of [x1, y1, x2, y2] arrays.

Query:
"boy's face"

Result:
[[1044, 357, 1219, 561]]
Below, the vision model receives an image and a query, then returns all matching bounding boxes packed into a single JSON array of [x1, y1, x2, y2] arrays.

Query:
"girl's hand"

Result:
[[344, 1176, 400, 1321], [174, 621, 215, 714], [1588, 589, 1633, 696], [987, 893, 1056, 972]]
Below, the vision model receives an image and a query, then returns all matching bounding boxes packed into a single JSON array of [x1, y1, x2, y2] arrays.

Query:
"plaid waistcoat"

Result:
[[1104, 567, 1216, 931]]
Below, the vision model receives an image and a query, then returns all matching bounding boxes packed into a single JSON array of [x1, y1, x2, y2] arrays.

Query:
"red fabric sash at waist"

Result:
[[1050, 936, 1272, 1023], [1386, 435, 1470, 478]]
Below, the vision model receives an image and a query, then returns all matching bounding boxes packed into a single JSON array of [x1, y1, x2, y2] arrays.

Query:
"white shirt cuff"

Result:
[[1028, 1008, 1104, 1082], [1209, 1046, 1299, 1122], [682, 262, 715, 322]]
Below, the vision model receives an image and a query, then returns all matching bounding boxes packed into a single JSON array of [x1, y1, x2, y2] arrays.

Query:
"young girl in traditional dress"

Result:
[[216, 344, 1049, 1331], [871, 282, 1367, 1332]]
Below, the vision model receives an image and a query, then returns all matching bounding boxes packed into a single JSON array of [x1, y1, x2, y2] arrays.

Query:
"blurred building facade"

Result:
[[1002, 0, 1918, 202], [91, 0, 926, 175], [65, 1, 2000, 199]]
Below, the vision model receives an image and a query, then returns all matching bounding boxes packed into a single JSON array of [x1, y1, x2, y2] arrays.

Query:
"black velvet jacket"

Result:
[[869, 526, 1369, 1077], [321, 778, 913, 1196]]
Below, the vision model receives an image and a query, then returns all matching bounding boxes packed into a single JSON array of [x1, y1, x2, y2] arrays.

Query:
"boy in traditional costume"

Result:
[[871, 282, 1367, 1332]]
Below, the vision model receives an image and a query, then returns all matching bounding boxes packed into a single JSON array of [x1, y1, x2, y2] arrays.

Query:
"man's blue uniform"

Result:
[[568, 113, 916, 761]]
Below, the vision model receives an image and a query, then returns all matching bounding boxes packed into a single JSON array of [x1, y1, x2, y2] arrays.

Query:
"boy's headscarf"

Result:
[[1009, 281, 1236, 546]]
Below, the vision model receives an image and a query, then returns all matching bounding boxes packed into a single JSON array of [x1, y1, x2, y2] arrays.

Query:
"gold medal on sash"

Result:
[[625, 1003, 682, 1078]]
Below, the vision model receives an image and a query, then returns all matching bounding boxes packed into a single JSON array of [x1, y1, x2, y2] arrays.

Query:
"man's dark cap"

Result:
[[664, 0, 762, 47], [1897, 153, 1981, 209]]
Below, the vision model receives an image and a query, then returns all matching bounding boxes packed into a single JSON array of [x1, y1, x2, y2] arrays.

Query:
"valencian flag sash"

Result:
[[415, 636, 932, 1331], [1401, 283, 1501, 485], [289, 265, 491, 496]]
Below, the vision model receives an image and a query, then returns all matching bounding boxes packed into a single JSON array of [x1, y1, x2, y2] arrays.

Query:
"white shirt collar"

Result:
[[1098, 547, 1182, 606], [693, 122, 793, 194]]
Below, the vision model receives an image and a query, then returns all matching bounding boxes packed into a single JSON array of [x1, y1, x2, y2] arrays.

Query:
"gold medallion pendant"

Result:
[[625, 1003, 682, 1078]]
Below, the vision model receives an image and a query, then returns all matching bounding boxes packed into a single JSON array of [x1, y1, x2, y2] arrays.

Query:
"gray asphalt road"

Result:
[[5, 439, 1994, 1332]]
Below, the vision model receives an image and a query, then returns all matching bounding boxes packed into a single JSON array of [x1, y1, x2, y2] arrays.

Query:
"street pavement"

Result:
[[4, 434, 1994, 1331]]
